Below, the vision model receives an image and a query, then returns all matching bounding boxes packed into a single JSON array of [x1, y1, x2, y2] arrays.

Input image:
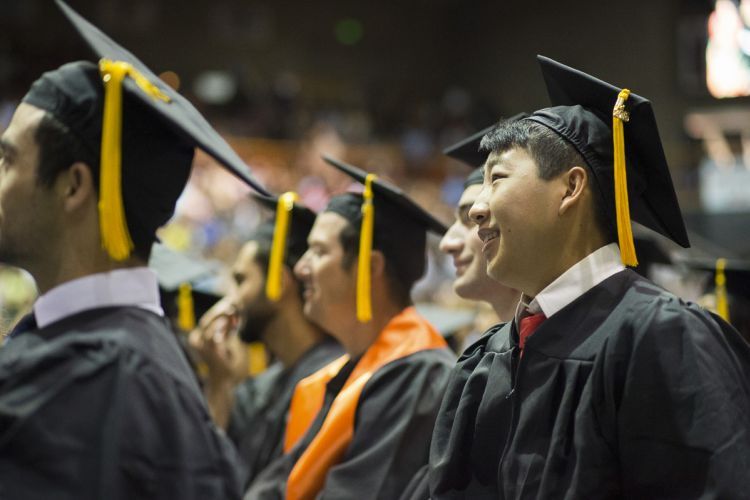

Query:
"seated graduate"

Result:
[[439, 121, 524, 324], [0, 1, 269, 498], [190, 193, 342, 486], [419, 56, 750, 498], [245, 156, 455, 500]]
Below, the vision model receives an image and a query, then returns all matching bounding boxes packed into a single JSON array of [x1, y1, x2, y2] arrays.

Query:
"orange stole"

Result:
[[283, 306, 447, 500]]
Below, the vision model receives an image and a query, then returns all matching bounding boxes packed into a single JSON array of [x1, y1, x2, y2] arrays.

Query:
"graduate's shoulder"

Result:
[[359, 346, 455, 403], [602, 271, 748, 361], [616, 271, 724, 334], [467, 321, 510, 355], [0, 306, 196, 391]]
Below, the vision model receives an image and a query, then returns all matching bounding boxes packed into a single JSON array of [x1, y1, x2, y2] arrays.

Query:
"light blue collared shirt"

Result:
[[33, 267, 164, 328]]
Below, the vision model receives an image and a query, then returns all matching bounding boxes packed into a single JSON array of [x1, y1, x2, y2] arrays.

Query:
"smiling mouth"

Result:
[[454, 259, 471, 275]]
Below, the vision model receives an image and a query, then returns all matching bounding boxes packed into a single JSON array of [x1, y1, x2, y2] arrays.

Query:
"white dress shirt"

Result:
[[516, 243, 626, 322], [33, 267, 164, 328]]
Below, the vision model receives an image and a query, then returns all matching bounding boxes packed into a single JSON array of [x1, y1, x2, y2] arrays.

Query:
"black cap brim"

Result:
[[677, 257, 750, 300], [251, 192, 317, 229], [443, 113, 529, 168], [321, 155, 447, 235], [529, 55, 689, 248], [56, 0, 269, 196]]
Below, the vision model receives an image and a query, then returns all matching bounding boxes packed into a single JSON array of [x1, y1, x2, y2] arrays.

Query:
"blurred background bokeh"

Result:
[[2, 0, 749, 338]]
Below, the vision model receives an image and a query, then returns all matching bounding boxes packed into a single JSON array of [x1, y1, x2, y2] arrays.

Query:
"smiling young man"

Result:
[[419, 56, 750, 498], [0, 2, 269, 498], [439, 126, 521, 323], [190, 195, 342, 487], [245, 157, 454, 500]]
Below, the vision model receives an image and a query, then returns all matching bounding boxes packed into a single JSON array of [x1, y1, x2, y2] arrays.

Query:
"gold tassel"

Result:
[[247, 342, 268, 376], [357, 174, 377, 323], [266, 192, 299, 301], [177, 282, 196, 331], [715, 258, 730, 322], [612, 89, 638, 267], [98, 59, 171, 261]]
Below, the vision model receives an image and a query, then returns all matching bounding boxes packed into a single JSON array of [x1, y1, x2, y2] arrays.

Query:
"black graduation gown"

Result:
[[228, 339, 343, 487], [245, 347, 455, 500], [0, 306, 243, 500], [419, 269, 750, 499]]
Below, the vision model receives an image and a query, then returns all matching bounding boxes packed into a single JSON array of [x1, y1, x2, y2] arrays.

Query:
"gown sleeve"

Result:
[[597, 303, 750, 498]]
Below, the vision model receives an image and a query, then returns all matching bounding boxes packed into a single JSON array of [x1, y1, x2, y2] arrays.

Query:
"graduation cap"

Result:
[[250, 192, 317, 301], [677, 257, 750, 324], [444, 114, 529, 188], [520, 56, 689, 267], [148, 243, 223, 332], [22, 0, 268, 262], [321, 155, 447, 322]]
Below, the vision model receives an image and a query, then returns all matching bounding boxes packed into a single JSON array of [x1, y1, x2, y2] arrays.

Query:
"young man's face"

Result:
[[294, 211, 357, 335], [440, 184, 499, 301], [0, 103, 60, 270], [229, 240, 277, 343], [469, 147, 564, 294]]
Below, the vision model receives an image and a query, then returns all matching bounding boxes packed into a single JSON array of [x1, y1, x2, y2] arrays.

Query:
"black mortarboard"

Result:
[[22, 0, 267, 262], [678, 257, 750, 342], [149, 243, 223, 331], [444, 114, 529, 189], [519, 56, 689, 266], [444, 125, 495, 171], [321, 155, 447, 322], [250, 192, 317, 301], [444, 113, 530, 170]]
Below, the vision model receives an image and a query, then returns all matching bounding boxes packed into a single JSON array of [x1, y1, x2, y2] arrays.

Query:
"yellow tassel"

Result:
[[177, 282, 196, 331], [357, 174, 377, 323], [266, 192, 299, 301], [612, 89, 638, 267], [715, 258, 730, 322], [98, 59, 171, 261], [247, 342, 268, 376]]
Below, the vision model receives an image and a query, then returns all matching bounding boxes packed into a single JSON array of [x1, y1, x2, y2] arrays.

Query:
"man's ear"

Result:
[[370, 249, 386, 279], [57, 162, 96, 213], [558, 165, 588, 216]]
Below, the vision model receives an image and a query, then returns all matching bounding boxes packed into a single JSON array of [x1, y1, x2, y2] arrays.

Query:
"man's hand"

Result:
[[188, 298, 248, 428]]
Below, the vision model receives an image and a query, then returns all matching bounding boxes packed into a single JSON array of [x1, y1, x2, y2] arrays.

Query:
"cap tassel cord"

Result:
[[98, 59, 171, 261], [266, 191, 299, 301], [612, 88, 638, 267], [177, 282, 196, 331], [715, 258, 730, 322], [357, 174, 377, 323]]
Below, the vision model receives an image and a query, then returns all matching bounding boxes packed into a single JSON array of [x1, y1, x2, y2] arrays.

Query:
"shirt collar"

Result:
[[33, 267, 164, 328], [517, 243, 625, 321]]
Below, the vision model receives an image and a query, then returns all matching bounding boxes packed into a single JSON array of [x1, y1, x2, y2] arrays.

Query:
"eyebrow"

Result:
[[457, 201, 474, 212]]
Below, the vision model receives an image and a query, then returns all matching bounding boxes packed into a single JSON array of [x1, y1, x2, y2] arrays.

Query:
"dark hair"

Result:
[[337, 216, 415, 309], [33, 112, 153, 260], [35, 112, 96, 188], [480, 118, 615, 243]]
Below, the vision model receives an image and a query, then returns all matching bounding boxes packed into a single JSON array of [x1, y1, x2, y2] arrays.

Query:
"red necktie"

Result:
[[519, 313, 546, 355]]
